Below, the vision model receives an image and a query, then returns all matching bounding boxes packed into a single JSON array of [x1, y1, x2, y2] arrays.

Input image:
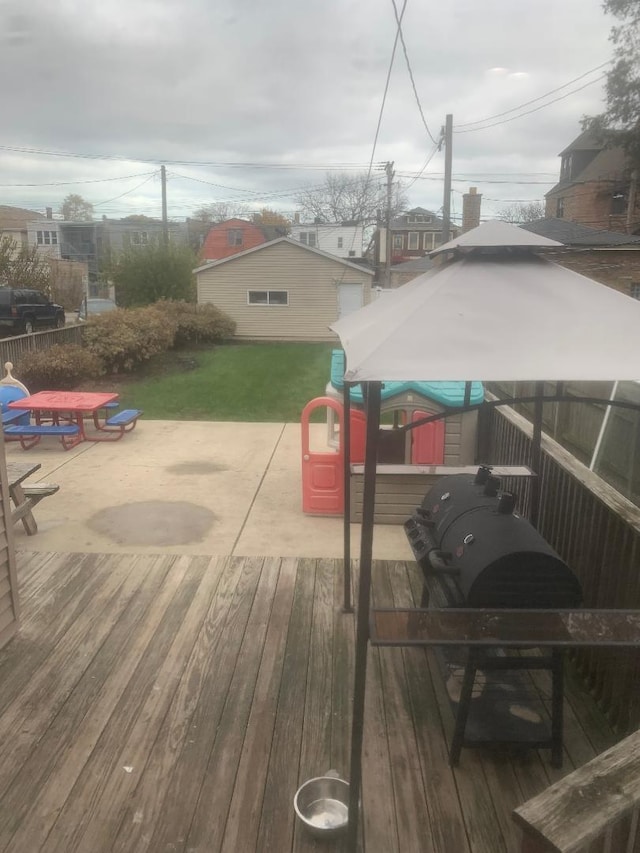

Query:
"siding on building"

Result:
[[289, 224, 364, 258], [200, 219, 267, 262], [542, 248, 640, 300], [196, 239, 373, 340]]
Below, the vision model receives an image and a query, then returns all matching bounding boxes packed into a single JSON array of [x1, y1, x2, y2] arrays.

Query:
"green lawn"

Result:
[[115, 342, 336, 422]]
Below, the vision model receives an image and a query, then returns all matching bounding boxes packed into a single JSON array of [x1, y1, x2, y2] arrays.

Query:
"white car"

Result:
[[77, 298, 118, 321]]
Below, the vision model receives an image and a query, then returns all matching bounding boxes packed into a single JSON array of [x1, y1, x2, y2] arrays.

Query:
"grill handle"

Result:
[[427, 550, 459, 576]]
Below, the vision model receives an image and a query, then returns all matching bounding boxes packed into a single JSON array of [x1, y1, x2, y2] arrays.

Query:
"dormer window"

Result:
[[560, 153, 573, 179]]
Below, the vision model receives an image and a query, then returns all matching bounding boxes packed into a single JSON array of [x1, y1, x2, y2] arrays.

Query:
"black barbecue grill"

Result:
[[404, 466, 583, 610]]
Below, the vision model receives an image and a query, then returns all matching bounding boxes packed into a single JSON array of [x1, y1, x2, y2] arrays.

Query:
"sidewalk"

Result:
[[6, 420, 413, 560]]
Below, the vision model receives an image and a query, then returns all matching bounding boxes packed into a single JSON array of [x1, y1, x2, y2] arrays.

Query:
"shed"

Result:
[[194, 238, 374, 341]]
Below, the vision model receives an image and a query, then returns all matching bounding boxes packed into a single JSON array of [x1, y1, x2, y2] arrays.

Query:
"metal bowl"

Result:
[[293, 773, 349, 839]]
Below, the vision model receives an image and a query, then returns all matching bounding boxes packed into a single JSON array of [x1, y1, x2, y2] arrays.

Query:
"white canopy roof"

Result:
[[430, 219, 562, 255], [331, 251, 640, 383]]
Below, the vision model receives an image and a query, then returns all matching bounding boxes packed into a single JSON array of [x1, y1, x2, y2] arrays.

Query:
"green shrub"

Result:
[[82, 305, 175, 373], [152, 300, 236, 347], [17, 344, 103, 391]]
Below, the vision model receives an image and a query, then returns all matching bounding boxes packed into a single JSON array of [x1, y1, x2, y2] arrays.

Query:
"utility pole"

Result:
[[384, 160, 395, 288], [161, 165, 168, 247], [442, 114, 453, 244]]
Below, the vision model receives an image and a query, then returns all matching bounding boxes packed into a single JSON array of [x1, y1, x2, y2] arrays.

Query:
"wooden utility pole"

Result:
[[161, 165, 168, 247], [442, 114, 453, 243], [384, 160, 395, 288]]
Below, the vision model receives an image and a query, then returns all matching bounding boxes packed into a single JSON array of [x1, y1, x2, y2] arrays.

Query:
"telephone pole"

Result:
[[161, 165, 168, 247], [442, 114, 453, 244], [384, 160, 395, 288]]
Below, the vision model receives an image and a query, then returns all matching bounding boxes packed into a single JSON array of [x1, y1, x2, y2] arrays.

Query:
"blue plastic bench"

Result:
[[104, 408, 142, 429], [4, 423, 81, 451], [2, 409, 29, 426]]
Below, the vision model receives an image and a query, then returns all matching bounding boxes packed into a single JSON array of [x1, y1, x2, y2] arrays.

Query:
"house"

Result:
[[27, 218, 62, 259], [289, 221, 364, 259], [194, 237, 374, 340], [386, 206, 458, 263], [199, 218, 268, 262], [100, 217, 185, 256], [521, 217, 640, 300], [545, 129, 640, 234], [0, 206, 48, 253]]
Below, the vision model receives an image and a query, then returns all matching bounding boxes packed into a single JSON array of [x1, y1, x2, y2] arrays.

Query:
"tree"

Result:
[[111, 242, 197, 307], [192, 202, 251, 223], [60, 193, 94, 221], [252, 208, 290, 238], [295, 171, 407, 224], [498, 201, 546, 223], [0, 236, 51, 290], [582, 0, 640, 164]]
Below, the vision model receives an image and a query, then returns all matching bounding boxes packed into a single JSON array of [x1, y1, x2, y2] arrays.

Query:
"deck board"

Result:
[[0, 551, 620, 853]]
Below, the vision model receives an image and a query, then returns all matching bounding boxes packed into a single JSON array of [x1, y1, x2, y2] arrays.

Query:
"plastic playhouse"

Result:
[[301, 349, 484, 516]]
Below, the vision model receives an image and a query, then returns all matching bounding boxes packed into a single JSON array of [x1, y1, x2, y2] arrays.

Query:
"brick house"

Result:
[[521, 217, 640, 300], [545, 129, 640, 234], [200, 218, 268, 262]]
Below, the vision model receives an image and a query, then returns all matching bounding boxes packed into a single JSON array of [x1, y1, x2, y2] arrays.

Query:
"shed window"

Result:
[[408, 232, 420, 250], [228, 229, 243, 246], [248, 290, 289, 306]]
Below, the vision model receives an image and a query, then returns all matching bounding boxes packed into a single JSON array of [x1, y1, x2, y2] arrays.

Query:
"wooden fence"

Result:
[[0, 326, 83, 368], [482, 395, 640, 731]]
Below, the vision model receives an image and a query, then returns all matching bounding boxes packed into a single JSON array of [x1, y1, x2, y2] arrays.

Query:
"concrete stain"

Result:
[[88, 501, 216, 546]]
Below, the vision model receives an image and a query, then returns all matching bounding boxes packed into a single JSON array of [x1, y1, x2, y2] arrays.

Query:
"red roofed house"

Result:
[[199, 218, 268, 262]]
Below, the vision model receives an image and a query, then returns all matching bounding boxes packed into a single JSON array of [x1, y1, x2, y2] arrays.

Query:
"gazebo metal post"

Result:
[[347, 381, 382, 852], [343, 381, 353, 612], [530, 380, 545, 528]]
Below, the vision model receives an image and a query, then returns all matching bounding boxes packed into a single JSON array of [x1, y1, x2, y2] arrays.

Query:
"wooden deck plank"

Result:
[[139, 554, 265, 853], [258, 558, 318, 853], [184, 556, 283, 852]]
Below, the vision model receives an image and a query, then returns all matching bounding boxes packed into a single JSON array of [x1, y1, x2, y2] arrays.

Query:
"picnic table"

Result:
[[6, 391, 142, 449], [6, 460, 48, 535]]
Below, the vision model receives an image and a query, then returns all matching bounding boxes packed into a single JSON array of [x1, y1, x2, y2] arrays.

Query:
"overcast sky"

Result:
[[0, 0, 612, 223]]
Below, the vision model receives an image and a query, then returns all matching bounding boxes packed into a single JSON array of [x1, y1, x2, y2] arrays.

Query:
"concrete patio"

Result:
[[5, 420, 412, 560]]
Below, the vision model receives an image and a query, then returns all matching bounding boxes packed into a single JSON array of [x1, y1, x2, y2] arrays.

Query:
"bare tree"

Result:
[[295, 172, 407, 224], [498, 201, 546, 224], [192, 202, 252, 223], [60, 193, 94, 221]]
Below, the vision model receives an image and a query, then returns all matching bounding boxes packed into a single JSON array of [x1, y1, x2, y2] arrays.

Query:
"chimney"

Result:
[[294, 212, 300, 225], [462, 187, 482, 232], [46, 207, 53, 220]]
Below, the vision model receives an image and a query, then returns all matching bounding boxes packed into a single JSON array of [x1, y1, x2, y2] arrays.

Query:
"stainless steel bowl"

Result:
[[293, 773, 349, 839]]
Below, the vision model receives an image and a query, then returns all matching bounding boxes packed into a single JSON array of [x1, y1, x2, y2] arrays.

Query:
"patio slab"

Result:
[[5, 420, 413, 560]]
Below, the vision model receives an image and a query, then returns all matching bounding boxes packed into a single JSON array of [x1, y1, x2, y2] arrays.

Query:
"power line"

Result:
[[405, 143, 441, 190], [454, 61, 611, 129], [390, 0, 439, 146], [93, 172, 159, 207], [0, 171, 156, 188], [453, 75, 607, 134]]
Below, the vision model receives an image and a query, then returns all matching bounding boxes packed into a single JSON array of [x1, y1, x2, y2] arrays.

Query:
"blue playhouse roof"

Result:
[[330, 349, 484, 407]]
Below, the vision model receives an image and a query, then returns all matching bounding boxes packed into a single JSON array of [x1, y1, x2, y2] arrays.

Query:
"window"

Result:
[[248, 290, 289, 305], [299, 232, 317, 247], [556, 198, 564, 218], [611, 191, 627, 215], [560, 153, 573, 179], [630, 283, 640, 300], [393, 234, 404, 250], [131, 231, 148, 245], [37, 230, 58, 246], [408, 231, 420, 250], [337, 237, 343, 248], [227, 229, 243, 246]]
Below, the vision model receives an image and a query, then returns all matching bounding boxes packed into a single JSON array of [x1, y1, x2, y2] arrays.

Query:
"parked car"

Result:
[[0, 288, 65, 335], [76, 298, 118, 321]]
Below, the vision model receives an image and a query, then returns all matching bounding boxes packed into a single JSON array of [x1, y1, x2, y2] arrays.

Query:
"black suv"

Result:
[[0, 288, 65, 334]]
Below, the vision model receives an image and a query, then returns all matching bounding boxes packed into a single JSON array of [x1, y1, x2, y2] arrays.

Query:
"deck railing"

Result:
[[0, 326, 83, 367], [483, 396, 640, 731], [513, 728, 640, 852]]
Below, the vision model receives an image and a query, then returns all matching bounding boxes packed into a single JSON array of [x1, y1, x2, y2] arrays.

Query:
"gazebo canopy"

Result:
[[332, 224, 640, 383]]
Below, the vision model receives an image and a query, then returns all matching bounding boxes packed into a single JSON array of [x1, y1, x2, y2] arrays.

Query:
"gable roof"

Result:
[[391, 207, 444, 230], [0, 205, 45, 231], [521, 218, 640, 247], [391, 256, 435, 273], [193, 236, 375, 275], [430, 219, 562, 256]]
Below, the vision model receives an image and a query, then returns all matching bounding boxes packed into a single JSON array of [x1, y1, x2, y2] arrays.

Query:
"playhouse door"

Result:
[[301, 397, 344, 515], [411, 410, 445, 464]]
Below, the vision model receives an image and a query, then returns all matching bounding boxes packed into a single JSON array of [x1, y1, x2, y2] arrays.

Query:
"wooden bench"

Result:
[[4, 423, 81, 450]]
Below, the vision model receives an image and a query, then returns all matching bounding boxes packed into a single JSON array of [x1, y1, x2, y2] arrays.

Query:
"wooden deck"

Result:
[[0, 552, 618, 853]]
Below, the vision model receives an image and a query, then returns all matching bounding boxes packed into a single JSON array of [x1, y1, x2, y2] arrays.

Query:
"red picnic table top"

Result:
[[8, 391, 118, 412]]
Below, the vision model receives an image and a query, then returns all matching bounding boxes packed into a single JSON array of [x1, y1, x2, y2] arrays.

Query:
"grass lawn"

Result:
[[111, 341, 336, 421]]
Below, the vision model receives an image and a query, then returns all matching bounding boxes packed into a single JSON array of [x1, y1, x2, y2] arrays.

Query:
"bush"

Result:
[[111, 242, 197, 306], [17, 344, 103, 391], [82, 305, 175, 373], [151, 300, 236, 347]]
